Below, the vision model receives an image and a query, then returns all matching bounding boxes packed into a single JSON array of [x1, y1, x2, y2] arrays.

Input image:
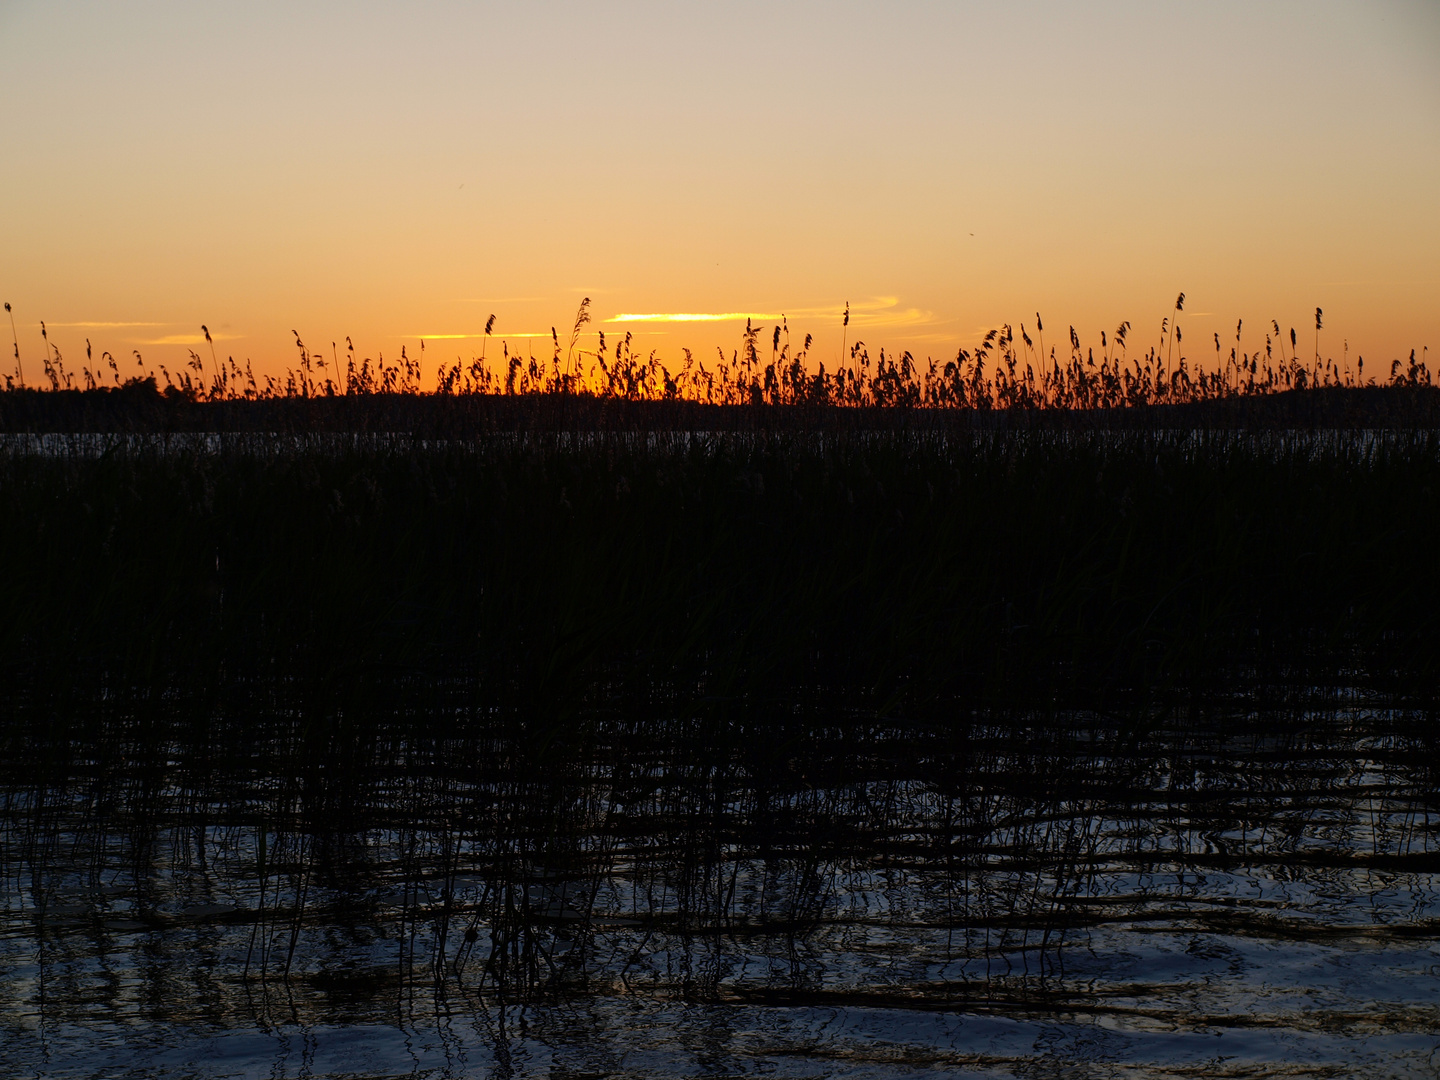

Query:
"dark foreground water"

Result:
[[4, 693, 1438, 1079]]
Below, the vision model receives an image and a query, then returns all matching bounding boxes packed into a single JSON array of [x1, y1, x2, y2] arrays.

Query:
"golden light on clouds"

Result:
[[44, 322, 167, 329], [606, 313, 783, 324], [138, 333, 240, 347], [606, 299, 933, 328], [413, 332, 573, 340], [833, 299, 935, 329]]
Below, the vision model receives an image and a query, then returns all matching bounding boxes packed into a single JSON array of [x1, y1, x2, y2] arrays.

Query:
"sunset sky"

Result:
[[3, 1, 1437, 384]]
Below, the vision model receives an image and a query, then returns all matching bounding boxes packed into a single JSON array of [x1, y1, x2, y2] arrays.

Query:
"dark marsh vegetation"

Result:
[[5, 425, 1440, 714], [2, 409, 1439, 1074]]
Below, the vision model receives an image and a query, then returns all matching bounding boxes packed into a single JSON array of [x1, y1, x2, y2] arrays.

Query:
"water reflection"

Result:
[[3, 697, 1438, 1077]]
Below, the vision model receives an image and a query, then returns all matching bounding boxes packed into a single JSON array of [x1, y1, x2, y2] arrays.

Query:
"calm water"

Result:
[[3, 699, 1437, 1078]]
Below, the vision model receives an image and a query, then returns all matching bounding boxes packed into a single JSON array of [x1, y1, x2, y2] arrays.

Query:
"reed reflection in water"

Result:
[[3, 427, 1439, 1075], [3, 691, 1438, 1078]]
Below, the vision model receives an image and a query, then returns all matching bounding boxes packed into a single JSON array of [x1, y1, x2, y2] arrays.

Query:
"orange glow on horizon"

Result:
[[1, 2, 1435, 386]]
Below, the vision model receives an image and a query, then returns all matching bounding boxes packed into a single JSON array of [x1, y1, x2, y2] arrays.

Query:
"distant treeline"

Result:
[[3, 381, 1440, 433]]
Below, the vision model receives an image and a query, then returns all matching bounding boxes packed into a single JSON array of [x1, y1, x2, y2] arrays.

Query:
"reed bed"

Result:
[[4, 429, 1438, 714], [2, 405, 1438, 1041]]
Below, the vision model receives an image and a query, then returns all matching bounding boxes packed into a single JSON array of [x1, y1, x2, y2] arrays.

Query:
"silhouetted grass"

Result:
[[3, 295, 1433, 410]]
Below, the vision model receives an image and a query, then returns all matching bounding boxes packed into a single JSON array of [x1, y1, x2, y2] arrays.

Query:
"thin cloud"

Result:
[[774, 298, 937, 329], [607, 312, 783, 324], [137, 333, 240, 346], [606, 298, 936, 329], [40, 321, 168, 328], [833, 297, 936, 328], [506, 330, 669, 339], [408, 332, 597, 340]]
